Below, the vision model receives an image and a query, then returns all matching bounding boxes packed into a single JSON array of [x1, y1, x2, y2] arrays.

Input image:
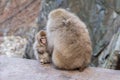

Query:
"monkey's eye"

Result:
[[39, 39, 42, 43]]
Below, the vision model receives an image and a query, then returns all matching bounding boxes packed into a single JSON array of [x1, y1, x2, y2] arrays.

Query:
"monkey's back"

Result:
[[53, 19, 91, 69], [47, 8, 92, 70]]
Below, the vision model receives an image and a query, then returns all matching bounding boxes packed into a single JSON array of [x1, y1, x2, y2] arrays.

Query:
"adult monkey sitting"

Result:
[[46, 8, 92, 71]]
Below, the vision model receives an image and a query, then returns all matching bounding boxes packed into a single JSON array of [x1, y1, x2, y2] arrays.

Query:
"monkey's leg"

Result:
[[40, 52, 51, 64], [79, 66, 87, 72], [79, 62, 89, 72]]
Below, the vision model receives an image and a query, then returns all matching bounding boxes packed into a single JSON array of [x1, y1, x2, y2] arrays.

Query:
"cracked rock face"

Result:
[[0, 36, 27, 58]]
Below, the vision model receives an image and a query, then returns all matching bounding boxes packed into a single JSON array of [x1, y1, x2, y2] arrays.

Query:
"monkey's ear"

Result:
[[62, 18, 71, 26]]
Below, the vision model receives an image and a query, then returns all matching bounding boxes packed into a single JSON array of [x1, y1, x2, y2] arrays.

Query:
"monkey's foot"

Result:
[[40, 52, 51, 64], [79, 66, 87, 72], [40, 58, 50, 64], [40, 59, 50, 64]]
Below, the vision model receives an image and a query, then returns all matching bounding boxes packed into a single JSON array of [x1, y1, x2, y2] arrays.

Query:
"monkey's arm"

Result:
[[36, 47, 46, 54]]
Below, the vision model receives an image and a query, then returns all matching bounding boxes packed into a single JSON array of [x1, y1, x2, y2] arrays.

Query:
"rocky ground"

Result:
[[1, 55, 120, 80]]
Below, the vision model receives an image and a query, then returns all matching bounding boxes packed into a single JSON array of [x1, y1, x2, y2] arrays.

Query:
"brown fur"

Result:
[[46, 8, 92, 71], [33, 30, 50, 64]]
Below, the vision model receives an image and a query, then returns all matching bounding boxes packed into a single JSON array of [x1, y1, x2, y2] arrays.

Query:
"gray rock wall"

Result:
[[36, 0, 120, 67]]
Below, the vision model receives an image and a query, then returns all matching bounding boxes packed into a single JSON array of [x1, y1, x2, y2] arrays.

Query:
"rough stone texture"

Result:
[[0, 37, 4, 44], [0, 0, 41, 37], [98, 29, 120, 69], [0, 56, 120, 80], [0, 36, 27, 58]]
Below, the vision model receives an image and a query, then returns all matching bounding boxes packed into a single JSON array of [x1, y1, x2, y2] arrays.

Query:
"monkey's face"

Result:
[[36, 30, 47, 45], [39, 37, 47, 45], [36, 34, 47, 46]]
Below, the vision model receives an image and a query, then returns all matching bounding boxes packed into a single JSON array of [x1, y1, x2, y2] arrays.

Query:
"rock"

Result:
[[0, 56, 120, 80], [98, 29, 120, 69], [0, 0, 41, 37], [25, 0, 120, 67], [0, 36, 27, 58], [0, 37, 4, 44]]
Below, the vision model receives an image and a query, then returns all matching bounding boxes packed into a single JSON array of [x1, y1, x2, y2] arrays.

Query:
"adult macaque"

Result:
[[46, 8, 92, 71]]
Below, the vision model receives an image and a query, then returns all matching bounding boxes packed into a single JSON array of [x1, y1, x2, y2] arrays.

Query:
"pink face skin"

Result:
[[40, 37, 47, 45], [39, 37, 47, 45]]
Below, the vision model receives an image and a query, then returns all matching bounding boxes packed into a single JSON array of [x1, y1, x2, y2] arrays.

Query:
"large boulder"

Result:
[[0, 56, 120, 80]]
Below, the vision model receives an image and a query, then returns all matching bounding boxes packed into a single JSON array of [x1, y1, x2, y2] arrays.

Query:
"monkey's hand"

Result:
[[37, 47, 46, 54], [39, 52, 51, 64]]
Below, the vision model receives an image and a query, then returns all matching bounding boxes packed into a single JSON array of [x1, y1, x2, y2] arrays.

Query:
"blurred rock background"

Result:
[[0, 0, 120, 70], [0, 0, 41, 37], [0, 36, 27, 58]]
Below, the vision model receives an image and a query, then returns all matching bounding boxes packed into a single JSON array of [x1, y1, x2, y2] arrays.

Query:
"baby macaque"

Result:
[[46, 8, 92, 71], [33, 30, 50, 64]]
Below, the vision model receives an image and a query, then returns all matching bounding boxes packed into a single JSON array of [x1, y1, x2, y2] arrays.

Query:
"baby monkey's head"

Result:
[[36, 30, 47, 45]]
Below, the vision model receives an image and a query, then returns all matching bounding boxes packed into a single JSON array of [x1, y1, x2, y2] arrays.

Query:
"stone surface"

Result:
[[98, 29, 120, 69], [0, 0, 41, 37], [0, 56, 120, 80], [0, 37, 4, 44], [0, 36, 27, 58]]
